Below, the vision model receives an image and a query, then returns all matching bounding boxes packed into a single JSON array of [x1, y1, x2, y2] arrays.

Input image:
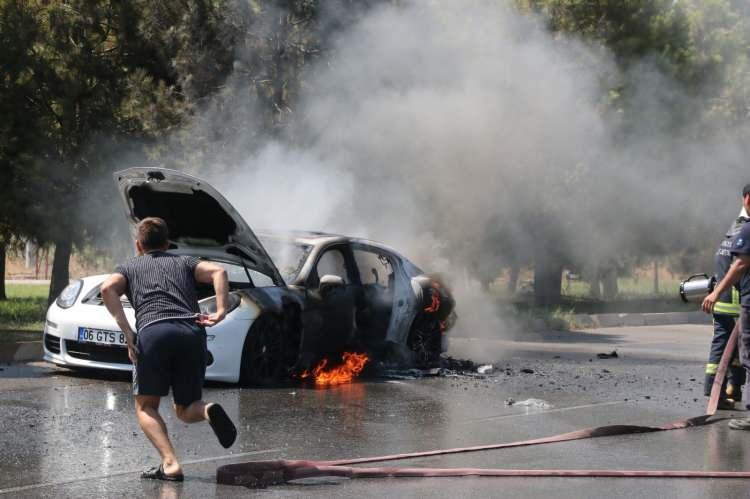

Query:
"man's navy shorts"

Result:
[[133, 319, 207, 406]]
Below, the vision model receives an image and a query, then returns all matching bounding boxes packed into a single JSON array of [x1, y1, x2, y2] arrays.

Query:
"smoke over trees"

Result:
[[1, 0, 750, 309]]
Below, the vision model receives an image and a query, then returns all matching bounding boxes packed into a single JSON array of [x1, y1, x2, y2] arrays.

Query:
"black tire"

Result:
[[240, 315, 289, 387]]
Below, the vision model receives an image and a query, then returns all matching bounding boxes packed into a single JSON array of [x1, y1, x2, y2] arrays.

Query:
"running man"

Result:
[[101, 217, 237, 481]]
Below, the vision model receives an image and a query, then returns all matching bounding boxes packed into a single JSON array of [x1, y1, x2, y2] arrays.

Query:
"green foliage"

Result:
[[0, 1, 44, 242], [518, 0, 691, 64], [516, 0, 750, 136], [0, 0, 220, 301]]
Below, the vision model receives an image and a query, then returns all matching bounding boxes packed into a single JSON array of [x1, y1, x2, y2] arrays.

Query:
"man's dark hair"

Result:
[[743, 184, 750, 198], [137, 217, 169, 251]]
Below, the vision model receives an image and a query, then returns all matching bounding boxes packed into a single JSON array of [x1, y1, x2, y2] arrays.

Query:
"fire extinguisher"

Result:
[[678, 273, 717, 303]]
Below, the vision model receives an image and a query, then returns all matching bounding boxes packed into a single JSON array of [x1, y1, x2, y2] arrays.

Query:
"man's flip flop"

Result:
[[207, 403, 237, 448], [140, 464, 184, 482]]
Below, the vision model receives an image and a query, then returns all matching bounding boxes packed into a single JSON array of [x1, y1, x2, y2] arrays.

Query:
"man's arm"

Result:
[[702, 255, 750, 313], [194, 261, 229, 327], [101, 273, 138, 364]]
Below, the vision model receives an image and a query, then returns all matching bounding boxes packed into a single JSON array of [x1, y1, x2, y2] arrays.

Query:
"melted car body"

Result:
[[43, 168, 456, 385]]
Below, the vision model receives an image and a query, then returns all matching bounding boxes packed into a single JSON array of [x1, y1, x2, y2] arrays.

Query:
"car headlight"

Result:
[[56, 280, 83, 309], [199, 293, 241, 315]]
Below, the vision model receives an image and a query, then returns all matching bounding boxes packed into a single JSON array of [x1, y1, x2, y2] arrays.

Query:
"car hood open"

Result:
[[114, 167, 285, 286]]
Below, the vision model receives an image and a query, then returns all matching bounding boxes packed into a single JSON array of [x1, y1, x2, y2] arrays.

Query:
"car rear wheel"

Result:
[[240, 315, 289, 387]]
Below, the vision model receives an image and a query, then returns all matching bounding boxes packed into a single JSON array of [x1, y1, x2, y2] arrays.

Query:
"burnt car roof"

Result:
[[256, 230, 347, 247], [256, 230, 403, 255]]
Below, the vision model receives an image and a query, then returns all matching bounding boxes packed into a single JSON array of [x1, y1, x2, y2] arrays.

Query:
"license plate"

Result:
[[77, 327, 126, 346]]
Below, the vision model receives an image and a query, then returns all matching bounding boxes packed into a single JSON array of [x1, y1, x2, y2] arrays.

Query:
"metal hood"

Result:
[[114, 167, 285, 286]]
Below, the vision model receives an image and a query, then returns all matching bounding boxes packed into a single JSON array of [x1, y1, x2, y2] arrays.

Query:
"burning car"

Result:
[[43, 168, 456, 385]]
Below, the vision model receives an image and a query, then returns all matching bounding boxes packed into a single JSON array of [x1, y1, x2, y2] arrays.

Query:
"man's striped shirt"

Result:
[[114, 251, 201, 332]]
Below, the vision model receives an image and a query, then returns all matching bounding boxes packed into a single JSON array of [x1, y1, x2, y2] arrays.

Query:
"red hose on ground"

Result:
[[217, 324, 744, 488], [706, 323, 739, 416], [221, 460, 750, 488]]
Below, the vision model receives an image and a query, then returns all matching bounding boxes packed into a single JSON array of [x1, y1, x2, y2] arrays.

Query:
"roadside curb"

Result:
[[0, 341, 42, 364], [572, 311, 710, 329]]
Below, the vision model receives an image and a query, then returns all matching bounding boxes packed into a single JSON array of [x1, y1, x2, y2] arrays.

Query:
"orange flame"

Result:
[[424, 285, 441, 313], [300, 352, 369, 385]]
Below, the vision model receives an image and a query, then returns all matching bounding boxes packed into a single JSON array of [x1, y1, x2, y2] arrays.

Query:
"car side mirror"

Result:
[[319, 274, 345, 295]]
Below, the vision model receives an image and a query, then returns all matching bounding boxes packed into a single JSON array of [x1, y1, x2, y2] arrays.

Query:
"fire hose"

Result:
[[217, 324, 750, 488]]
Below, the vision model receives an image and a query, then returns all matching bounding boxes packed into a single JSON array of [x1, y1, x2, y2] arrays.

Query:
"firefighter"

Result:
[[702, 184, 750, 428], [704, 206, 749, 408]]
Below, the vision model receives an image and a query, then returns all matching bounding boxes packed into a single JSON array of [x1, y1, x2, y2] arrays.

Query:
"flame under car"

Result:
[[43, 168, 457, 386]]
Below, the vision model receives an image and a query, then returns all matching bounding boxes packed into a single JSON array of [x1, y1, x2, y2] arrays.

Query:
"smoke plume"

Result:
[[195, 2, 749, 337]]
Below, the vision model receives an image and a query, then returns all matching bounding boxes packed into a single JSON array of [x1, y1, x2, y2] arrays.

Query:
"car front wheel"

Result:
[[240, 315, 289, 387]]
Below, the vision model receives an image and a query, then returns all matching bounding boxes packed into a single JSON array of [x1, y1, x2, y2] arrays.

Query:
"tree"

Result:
[[0, 1, 195, 304], [0, 0, 47, 299], [27, 1, 149, 303]]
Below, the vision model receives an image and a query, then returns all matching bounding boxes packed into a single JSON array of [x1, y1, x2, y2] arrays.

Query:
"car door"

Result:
[[351, 246, 394, 349], [301, 245, 357, 355]]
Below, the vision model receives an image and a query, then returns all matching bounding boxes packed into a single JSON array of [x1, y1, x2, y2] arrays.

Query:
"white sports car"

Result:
[[43, 168, 456, 385]]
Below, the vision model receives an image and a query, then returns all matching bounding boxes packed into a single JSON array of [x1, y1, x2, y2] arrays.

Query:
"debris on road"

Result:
[[381, 369, 424, 380], [597, 351, 619, 359], [511, 398, 553, 409], [440, 356, 477, 372], [378, 360, 491, 380]]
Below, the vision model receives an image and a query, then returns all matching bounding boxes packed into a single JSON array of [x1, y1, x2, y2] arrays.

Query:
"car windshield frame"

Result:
[[256, 237, 312, 284]]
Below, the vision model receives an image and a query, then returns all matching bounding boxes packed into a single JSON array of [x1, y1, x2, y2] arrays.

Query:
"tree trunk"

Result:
[[534, 250, 562, 306], [602, 268, 618, 300], [0, 241, 6, 301], [507, 264, 519, 294], [48, 236, 72, 305], [589, 275, 602, 299]]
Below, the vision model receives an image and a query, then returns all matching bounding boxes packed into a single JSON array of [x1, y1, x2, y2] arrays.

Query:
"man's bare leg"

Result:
[[174, 401, 236, 448], [135, 395, 182, 476], [174, 400, 209, 423]]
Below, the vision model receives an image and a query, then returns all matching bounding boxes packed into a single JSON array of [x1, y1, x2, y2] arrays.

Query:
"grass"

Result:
[[495, 302, 585, 332], [561, 276, 683, 300], [505, 297, 696, 332], [489, 272, 697, 331], [0, 283, 49, 334]]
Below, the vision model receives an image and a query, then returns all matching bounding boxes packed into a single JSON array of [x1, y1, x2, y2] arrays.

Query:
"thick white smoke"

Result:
[[205, 1, 750, 338]]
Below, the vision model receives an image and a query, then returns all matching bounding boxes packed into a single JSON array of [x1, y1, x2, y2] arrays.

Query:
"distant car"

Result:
[[43, 167, 456, 385]]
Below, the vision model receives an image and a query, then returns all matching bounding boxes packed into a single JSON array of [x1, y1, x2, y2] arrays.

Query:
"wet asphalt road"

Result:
[[1, 325, 749, 498]]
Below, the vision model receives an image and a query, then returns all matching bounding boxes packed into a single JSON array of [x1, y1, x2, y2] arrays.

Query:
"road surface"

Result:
[[1, 324, 748, 498]]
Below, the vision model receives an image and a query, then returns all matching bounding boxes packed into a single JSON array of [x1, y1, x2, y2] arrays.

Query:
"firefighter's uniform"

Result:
[[704, 214, 749, 401]]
